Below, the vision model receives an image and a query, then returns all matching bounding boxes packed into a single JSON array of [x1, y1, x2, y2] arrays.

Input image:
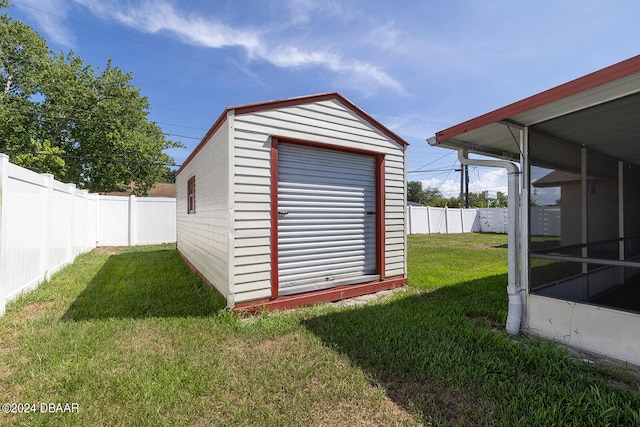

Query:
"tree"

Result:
[[422, 186, 444, 205], [0, 2, 182, 194], [407, 181, 445, 206], [0, 0, 65, 173], [407, 181, 424, 204], [489, 191, 508, 208], [160, 167, 177, 184]]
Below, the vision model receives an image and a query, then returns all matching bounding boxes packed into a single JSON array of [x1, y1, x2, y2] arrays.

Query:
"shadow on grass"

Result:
[[302, 274, 640, 425], [63, 248, 226, 321], [303, 275, 509, 425]]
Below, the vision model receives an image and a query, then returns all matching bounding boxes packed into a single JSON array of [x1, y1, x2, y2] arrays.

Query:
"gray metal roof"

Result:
[[431, 56, 640, 170]]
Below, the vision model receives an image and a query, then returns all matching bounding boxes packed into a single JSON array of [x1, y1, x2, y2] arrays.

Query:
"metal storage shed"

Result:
[[176, 93, 407, 311], [429, 55, 640, 366]]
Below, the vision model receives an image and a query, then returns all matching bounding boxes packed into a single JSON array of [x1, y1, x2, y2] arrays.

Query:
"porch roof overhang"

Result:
[[430, 55, 640, 169]]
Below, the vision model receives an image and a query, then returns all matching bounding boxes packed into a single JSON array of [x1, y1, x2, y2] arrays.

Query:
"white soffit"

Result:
[[433, 56, 640, 164]]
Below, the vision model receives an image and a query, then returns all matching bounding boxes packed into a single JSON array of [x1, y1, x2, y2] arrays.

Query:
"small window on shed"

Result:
[[187, 176, 196, 214]]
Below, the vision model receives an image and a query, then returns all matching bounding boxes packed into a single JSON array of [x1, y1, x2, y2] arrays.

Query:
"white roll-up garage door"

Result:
[[277, 143, 378, 295]]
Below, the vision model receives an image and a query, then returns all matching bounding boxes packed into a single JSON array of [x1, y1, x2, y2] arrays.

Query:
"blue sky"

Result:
[[8, 0, 640, 197]]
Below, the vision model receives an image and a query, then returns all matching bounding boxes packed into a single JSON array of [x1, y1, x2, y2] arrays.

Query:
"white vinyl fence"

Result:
[[407, 206, 480, 234], [407, 205, 561, 236], [0, 155, 176, 315], [98, 196, 176, 246]]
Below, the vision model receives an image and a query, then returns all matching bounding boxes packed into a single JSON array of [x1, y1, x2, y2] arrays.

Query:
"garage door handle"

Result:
[[366, 211, 376, 215], [278, 211, 289, 216]]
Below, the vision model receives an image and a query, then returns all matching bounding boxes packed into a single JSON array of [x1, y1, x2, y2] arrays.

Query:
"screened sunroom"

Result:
[[430, 55, 640, 365]]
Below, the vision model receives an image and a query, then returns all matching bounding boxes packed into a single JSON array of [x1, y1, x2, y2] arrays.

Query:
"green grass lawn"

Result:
[[1, 236, 639, 426]]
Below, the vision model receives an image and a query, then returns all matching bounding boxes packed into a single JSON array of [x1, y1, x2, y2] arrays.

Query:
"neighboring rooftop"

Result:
[[103, 182, 176, 198]]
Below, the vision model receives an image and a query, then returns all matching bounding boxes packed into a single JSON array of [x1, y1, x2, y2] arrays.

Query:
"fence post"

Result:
[[78, 190, 85, 252], [66, 184, 76, 262], [445, 206, 449, 234], [96, 195, 101, 247], [407, 205, 412, 235], [503, 208, 508, 234], [128, 195, 137, 246], [0, 154, 8, 315], [460, 208, 465, 233], [41, 174, 54, 281], [427, 206, 431, 234]]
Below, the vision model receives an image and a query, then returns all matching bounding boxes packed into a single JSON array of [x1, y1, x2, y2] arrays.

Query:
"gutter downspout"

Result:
[[457, 150, 523, 334]]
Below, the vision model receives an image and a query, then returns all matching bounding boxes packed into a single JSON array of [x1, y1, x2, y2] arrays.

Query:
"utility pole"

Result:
[[456, 164, 470, 208], [456, 165, 463, 207], [464, 164, 469, 208]]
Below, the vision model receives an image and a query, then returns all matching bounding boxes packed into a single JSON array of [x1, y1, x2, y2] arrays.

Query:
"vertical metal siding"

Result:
[[277, 143, 377, 294]]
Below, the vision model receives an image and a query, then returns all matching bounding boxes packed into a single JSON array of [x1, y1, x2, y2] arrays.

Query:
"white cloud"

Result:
[[15, 0, 77, 47], [285, 0, 359, 26], [72, 0, 262, 52], [420, 177, 459, 198], [286, 0, 320, 25], [472, 167, 507, 195], [71, 0, 402, 93], [368, 22, 398, 51]]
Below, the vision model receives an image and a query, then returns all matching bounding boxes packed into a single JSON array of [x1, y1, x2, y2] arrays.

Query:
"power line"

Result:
[[407, 167, 459, 174], [165, 133, 201, 141], [152, 121, 208, 131], [434, 159, 459, 193], [407, 151, 455, 173]]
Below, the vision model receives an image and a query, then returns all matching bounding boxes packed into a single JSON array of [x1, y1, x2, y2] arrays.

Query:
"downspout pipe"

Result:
[[457, 150, 523, 334]]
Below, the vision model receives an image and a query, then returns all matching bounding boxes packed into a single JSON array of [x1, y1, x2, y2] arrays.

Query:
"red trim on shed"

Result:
[[376, 154, 386, 280], [186, 176, 196, 214], [233, 276, 407, 313], [436, 55, 640, 142], [270, 136, 280, 299], [271, 135, 384, 157], [269, 135, 388, 300], [176, 92, 408, 175]]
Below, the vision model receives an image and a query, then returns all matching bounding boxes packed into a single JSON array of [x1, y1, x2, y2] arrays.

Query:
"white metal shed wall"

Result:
[[231, 98, 406, 303], [177, 120, 231, 300]]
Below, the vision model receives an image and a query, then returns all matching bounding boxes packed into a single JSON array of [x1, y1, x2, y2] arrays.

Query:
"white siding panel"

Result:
[[235, 271, 271, 288], [177, 121, 231, 300], [236, 117, 393, 154], [234, 103, 401, 153], [234, 287, 271, 303], [231, 133, 273, 302], [234, 192, 270, 203], [280, 104, 375, 131], [234, 228, 270, 240]]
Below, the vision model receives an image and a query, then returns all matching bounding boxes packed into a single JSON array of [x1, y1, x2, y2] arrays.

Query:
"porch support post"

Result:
[[520, 127, 529, 320], [581, 148, 588, 273], [619, 161, 625, 283], [581, 148, 588, 300]]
